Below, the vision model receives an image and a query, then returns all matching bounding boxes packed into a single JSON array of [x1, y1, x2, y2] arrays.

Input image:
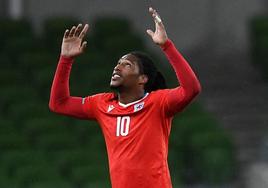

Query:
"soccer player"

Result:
[[49, 7, 201, 188]]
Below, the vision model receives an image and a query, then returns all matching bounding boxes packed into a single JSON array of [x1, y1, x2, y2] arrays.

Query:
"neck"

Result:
[[117, 89, 146, 104]]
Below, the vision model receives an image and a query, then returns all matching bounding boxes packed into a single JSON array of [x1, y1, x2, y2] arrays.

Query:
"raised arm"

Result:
[[49, 24, 91, 119], [147, 7, 201, 115]]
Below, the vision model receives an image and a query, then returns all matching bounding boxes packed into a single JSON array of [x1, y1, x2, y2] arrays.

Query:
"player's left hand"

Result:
[[146, 7, 168, 46]]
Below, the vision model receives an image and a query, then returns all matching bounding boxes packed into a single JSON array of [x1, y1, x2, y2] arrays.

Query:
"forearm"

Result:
[[161, 39, 201, 97], [49, 56, 73, 106], [49, 56, 86, 118]]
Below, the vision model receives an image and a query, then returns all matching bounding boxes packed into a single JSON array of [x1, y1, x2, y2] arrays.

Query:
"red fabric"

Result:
[[49, 39, 201, 188], [49, 56, 88, 119]]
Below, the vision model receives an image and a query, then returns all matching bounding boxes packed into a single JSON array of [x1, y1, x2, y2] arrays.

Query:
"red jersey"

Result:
[[49, 39, 201, 188], [82, 90, 180, 187]]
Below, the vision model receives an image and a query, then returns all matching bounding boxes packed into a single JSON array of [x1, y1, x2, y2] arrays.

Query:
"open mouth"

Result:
[[111, 73, 122, 80]]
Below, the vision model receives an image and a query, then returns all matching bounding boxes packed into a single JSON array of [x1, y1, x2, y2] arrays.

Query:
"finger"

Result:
[[63, 29, 70, 38], [154, 13, 162, 24], [149, 7, 158, 19], [74, 24, 82, 37], [79, 24, 89, 39], [153, 11, 162, 24], [149, 7, 162, 25], [69, 26, 76, 37], [146, 29, 154, 38], [149, 7, 156, 18], [149, 7, 154, 14], [80, 41, 87, 53]]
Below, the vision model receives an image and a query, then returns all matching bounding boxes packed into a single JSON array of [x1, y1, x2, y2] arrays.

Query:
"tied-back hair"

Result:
[[130, 51, 167, 92]]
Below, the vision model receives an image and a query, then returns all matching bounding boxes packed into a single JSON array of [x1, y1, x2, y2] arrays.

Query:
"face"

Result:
[[110, 54, 145, 91]]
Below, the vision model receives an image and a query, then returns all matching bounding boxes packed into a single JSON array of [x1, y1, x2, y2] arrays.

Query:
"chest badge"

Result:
[[134, 102, 144, 112], [107, 105, 115, 112]]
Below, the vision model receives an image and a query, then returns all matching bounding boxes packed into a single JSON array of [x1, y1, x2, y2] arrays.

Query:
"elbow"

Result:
[[189, 81, 202, 98], [49, 100, 57, 113], [49, 97, 69, 114], [194, 81, 202, 95], [49, 98, 61, 113]]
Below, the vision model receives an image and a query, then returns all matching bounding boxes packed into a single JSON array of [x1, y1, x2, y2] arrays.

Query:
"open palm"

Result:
[[146, 7, 168, 46], [61, 24, 89, 58]]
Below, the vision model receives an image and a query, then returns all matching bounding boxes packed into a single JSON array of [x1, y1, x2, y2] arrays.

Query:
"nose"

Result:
[[114, 64, 121, 71]]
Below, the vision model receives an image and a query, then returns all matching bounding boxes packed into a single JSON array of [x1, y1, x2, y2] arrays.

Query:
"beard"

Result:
[[110, 84, 121, 91], [110, 78, 123, 91]]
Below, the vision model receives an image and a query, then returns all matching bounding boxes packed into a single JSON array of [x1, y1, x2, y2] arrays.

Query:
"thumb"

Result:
[[146, 29, 154, 38], [80, 41, 87, 53]]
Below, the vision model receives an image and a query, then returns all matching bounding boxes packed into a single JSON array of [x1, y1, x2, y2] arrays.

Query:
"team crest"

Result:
[[134, 102, 144, 112]]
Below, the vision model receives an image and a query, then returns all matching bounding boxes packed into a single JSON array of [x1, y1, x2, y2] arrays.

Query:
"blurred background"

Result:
[[0, 0, 268, 187]]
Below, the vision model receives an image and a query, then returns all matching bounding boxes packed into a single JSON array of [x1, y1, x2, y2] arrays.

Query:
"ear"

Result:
[[138, 74, 148, 85]]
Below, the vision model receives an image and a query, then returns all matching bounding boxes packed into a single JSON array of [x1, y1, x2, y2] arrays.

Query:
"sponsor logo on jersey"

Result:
[[107, 105, 115, 112], [134, 102, 144, 112]]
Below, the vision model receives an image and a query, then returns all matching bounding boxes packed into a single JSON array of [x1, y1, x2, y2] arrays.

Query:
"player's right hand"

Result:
[[61, 24, 89, 58]]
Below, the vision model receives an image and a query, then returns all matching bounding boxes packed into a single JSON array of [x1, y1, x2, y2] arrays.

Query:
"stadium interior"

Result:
[[1, 0, 268, 187]]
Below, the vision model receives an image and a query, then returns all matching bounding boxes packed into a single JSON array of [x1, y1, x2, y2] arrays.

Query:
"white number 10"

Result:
[[116, 116, 130, 137]]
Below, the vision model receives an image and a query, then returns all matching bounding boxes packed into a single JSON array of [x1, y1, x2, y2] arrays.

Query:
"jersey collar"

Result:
[[118, 93, 149, 108]]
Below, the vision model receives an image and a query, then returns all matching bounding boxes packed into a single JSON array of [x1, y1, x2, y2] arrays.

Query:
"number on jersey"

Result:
[[116, 116, 130, 137]]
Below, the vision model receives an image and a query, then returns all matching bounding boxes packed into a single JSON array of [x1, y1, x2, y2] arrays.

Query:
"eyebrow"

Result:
[[118, 58, 135, 65]]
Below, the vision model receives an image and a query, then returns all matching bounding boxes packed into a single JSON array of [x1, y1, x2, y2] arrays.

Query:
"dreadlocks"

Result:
[[130, 51, 167, 92]]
